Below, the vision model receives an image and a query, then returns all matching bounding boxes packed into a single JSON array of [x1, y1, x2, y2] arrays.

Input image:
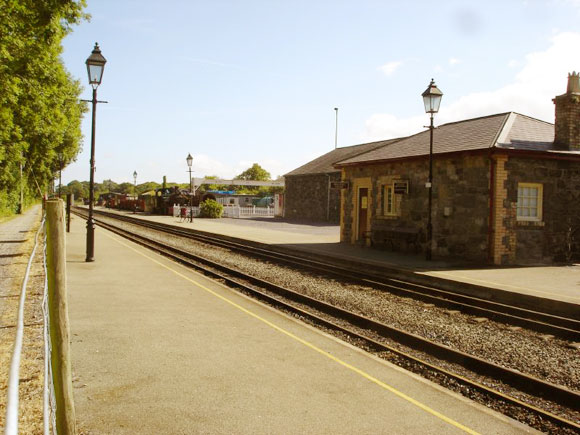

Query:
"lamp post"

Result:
[[133, 170, 138, 213], [186, 153, 193, 222], [422, 79, 443, 261], [85, 43, 107, 262]]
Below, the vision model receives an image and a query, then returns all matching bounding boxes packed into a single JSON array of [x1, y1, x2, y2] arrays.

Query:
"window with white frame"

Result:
[[383, 184, 396, 216], [517, 183, 543, 221]]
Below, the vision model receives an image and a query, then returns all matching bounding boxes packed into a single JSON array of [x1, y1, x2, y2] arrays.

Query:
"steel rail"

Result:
[[76, 208, 580, 340], [84, 215, 580, 432]]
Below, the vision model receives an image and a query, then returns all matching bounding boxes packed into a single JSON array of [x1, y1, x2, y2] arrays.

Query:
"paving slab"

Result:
[[66, 214, 537, 434]]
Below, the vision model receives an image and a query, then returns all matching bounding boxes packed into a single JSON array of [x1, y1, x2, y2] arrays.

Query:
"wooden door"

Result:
[[357, 188, 368, 240]]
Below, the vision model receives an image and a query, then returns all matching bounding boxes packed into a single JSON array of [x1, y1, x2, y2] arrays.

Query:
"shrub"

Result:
[[199, 199, 223, 218]]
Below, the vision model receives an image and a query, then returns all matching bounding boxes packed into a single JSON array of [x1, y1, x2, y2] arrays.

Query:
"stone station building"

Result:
[[333, 73, 580, 265], [284, 140, 397, 222]]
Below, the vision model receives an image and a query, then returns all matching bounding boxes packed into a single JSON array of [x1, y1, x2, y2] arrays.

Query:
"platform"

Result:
[[65, 214, 536, 433], [102, 208, 579, 307]]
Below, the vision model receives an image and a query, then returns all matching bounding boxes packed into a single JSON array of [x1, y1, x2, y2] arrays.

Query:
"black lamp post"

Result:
[[422, 79, 443, 261], [85, 43, 107, 262], [133, 170, 138, 213], [186, 153, 193, 222]]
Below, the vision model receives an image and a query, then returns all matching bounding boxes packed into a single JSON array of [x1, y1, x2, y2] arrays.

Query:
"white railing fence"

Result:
[[172, 205, 274, 219]]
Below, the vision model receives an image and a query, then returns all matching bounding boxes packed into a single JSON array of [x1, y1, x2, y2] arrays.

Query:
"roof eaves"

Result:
[[285, 169, 340, 177]]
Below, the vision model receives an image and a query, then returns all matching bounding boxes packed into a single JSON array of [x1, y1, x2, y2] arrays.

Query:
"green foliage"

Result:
[[0, 0, 87, 215], [202, 175, 228, 191], [199, 199, 223, 218], [233, 163, 273, 195], [236, 163, 271, 181], [61, 180, 88, 200], [137, 181, 161, 195], [118, 182, 134, 195], [60, 179, 164, 201]]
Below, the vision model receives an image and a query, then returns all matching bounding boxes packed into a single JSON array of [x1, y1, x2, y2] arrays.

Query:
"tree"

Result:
[[137, 181, 161, 195], [236, 163, 271, 181], [233, 163, 272, 195], [118, 182, 134, 195], [102, 179, 120, 193], [200, 175, 228, 192], [0, 0, 87, 215], [65, 180, 88, 200]]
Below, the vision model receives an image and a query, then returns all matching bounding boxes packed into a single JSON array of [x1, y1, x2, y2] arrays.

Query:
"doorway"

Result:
[[357, 187, 369, 241]]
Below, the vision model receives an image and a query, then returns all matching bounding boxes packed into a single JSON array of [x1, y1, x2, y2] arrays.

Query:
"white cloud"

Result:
[[508, 59, 519, 68], [364, 113, 426, 140], [558, 0, 580, 10], [378, 61, 403, 76], [363, 32, 580, 142], [449, 58, 461, 65]]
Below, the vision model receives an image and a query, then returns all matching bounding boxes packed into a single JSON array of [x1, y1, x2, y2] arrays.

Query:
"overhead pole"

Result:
[[334, 107, 338, 149]]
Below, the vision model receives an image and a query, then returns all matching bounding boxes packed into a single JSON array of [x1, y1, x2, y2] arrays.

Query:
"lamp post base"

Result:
[[426, 222, 432, 261], [85, 218, 95, 262]]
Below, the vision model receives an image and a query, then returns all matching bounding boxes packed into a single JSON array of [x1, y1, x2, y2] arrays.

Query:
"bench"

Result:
[[372, 227, 422, 253]]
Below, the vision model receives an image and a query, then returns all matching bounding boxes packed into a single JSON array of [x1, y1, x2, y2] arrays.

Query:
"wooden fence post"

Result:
[[46, 198, 77, 434]]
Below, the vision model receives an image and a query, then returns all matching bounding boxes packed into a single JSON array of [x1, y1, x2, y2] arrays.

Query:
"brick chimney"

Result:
[[553, 72, 580, 150]]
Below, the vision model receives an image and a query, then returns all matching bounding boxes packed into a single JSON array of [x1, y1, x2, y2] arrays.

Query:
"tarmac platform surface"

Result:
[[114, 209, 579, 306], [66, 213, 537, 434]]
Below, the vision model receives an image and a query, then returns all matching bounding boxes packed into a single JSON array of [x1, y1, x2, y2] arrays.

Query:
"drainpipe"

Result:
[[327, 174, 331, 222], [488, 152, 495, 263]]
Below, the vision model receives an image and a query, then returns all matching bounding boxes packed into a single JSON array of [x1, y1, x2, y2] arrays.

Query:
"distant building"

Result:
[[212, 192, 262, 207], [334, 73, 580, 265]]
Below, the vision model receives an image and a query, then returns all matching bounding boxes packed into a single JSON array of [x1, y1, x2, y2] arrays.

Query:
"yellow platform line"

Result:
[[104, 232, 480, 435]]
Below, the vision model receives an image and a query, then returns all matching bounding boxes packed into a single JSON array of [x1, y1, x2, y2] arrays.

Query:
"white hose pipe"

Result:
[[4, 216, 45, 434]]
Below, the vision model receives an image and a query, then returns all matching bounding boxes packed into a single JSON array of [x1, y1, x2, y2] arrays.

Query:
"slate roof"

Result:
[[284, 139, 401, 176], [335, 112, 560, 168], [496, 113, 554, 151]]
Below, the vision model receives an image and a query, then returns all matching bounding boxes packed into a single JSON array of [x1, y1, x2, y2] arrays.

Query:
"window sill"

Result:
[[377, 215, 399, 220], [516, 220, 545, 227]]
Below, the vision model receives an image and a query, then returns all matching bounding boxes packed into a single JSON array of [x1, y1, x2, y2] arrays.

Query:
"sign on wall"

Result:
[[330, 181, 350, 189], [394, 180, 409, 194]]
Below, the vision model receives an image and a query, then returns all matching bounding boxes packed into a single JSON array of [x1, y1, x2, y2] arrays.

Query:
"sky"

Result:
[[60, 0, 580, 186]]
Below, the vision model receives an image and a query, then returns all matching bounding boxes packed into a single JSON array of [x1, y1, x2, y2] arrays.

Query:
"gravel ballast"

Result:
[[102, 215, 580, 428]]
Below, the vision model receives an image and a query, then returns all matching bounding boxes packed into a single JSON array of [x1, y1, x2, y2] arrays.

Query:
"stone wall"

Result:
[[284, 173, 341, 222], [505, 157, 580, 263], [342, 154, 491, 261]]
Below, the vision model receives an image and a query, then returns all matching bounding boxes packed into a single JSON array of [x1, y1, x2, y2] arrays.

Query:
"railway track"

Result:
[[73, 208, 580, 433], [75, 207, 580, 341]]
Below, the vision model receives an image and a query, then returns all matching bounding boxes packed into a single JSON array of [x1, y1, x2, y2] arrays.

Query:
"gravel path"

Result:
[[0, 206, 45, 434]]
